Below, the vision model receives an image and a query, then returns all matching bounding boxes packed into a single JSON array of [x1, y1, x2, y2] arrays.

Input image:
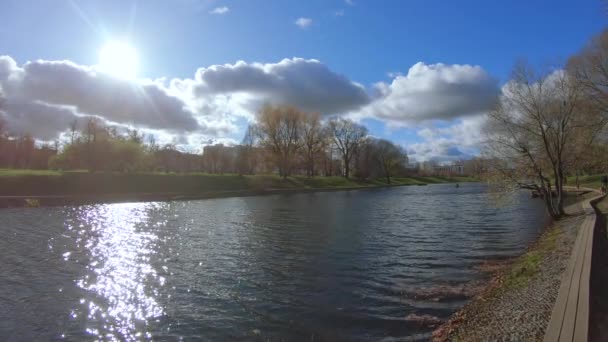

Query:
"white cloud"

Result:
[[407, 115, 487, 162], [0, 56, 236, 141], [0, 56, 371, 144], [345, 0, 355, 5], [0, 98, 81, 140], [334, 9, 345, 17], [360, 62, 499, 124], [209, 6, 229, 15], [295, 17, 313, 29], [181, 58, 370, 115], [0, 55, 497, 160]]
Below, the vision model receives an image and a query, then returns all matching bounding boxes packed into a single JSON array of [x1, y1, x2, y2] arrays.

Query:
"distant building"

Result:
[[433, 161, 465, 175]]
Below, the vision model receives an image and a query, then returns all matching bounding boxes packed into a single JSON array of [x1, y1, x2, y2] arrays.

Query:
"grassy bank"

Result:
[[0, 168, 475, 197], [567, 174, 604, 190], [433, 191, 595, 341]]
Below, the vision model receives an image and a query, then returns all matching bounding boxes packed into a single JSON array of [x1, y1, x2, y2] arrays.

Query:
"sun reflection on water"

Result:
[[70, 202, 166, 340]]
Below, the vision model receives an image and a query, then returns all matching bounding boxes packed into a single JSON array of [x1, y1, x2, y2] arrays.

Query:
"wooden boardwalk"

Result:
[[544, 191, 605, 342]]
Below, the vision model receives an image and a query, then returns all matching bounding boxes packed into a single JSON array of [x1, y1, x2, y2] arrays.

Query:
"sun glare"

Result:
[[99, 41, 138, 79]]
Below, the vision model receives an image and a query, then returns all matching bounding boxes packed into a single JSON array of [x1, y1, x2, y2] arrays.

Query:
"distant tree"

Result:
[[69, 119, 79, 145], [464, 157, 489, 177], [236, 125, 258, 175], [373, 139, 407, 184], [0, 90, 7, 161], [300, 112, 327, 177], [158, 144, 177, 173], [353, 137, 375, 179], [84, 117, 102, 172], [328, 117, 368, 179], [127, 128, 143, 144], [254, 105, 304, 179], [14, 134, 35, 168]]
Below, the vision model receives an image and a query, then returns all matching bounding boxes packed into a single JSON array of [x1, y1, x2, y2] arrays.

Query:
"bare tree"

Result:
[[328, 117, 368, 179], [237, 124, 258, 175], [485, 62, 599, 218], [84, 117, 102, 172], [0, 89, 6, 140], [254, 105, 304, 179], [568, 29, 608, 118], [301, 112, 327, 177], [69, 119, 79, 145], [0, 117, 5, 139], [373, 139, 407, 184]]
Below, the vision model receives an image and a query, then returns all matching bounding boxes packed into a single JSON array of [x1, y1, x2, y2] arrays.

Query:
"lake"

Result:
[[0, 183, 547, 341]]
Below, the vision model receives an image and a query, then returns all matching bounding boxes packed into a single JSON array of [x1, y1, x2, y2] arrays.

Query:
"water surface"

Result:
[[0, 183, 547, 341]]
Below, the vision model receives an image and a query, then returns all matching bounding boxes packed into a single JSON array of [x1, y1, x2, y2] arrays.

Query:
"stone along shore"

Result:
[[433, 192, 596, 341]]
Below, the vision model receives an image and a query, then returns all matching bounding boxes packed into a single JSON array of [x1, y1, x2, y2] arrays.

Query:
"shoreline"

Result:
[[432, 190, 598, 341], [0, 171, 475, 208], [0, 180, 448, 208]]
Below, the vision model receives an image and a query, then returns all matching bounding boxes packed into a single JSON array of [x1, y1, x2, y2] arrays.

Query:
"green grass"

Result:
[[0, 169, 476, 197], [503, 227, 561, 289], [566, 174, 604, 190], [595, 195, 608, 213], [503, 251, 542, 288], [0, 168, 66, 177]]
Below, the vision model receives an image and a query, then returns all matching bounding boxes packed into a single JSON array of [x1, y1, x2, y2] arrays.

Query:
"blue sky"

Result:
[[0, 0, 605, 161]]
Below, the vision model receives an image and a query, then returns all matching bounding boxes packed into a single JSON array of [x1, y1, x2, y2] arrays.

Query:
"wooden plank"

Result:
[[543, 191, 604, 342], [573, 216, 595, 341], [559, 221, 589, 341], [544, 219, 586, 341]]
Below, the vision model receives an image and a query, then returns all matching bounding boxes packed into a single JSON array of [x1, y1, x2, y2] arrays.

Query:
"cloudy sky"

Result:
[[0, 0, 604, 161]]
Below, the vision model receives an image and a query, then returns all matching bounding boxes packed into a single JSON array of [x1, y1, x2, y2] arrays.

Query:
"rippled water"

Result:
[[0, 183, 547, 341]]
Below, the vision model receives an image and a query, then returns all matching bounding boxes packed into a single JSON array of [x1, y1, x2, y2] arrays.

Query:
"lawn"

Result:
[[566, 174, 604, 190]]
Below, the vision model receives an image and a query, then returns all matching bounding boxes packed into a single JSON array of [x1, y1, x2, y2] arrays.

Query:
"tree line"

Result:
[[0, 104, 409, 183], [244, 105, 408, 182]]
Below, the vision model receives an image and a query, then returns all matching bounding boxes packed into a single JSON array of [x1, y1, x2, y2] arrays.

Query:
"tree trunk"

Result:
[[553, 163, 566, 216], [384, 162, 391, 184], [344, 160, 350, 179], [539, 176, 560, 219]]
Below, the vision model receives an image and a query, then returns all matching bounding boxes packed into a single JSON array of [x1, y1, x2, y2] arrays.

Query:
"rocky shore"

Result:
[[433, 194, 591, 341]]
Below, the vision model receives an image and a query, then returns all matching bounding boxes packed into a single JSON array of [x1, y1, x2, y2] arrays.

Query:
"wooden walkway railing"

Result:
[[544, 191, 604, 342]]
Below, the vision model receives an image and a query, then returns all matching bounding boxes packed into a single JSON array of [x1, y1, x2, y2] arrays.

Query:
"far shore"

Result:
[[0, 170, 476, 208]]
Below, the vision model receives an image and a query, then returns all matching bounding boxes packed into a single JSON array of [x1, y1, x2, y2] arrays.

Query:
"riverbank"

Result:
[[432, 191, 595, 341], [0, 169, 475, 207]]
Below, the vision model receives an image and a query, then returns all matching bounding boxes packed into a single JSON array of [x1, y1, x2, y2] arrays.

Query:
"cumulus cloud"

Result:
[[209, 6, 229, 14], [295, 17, 313, 29], [408, 139, 469, 162], [0, 56, 372, 143], [0, 54, 498, 162], [0, 99, 80, 140], [0, 55, 208, 140], [362, 62, 499, 124], [407, 115, 487, 162], [182, 58, 370, 115]]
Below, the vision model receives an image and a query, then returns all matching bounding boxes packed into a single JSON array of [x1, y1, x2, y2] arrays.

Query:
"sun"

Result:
[[99, 41, 138, 79]]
